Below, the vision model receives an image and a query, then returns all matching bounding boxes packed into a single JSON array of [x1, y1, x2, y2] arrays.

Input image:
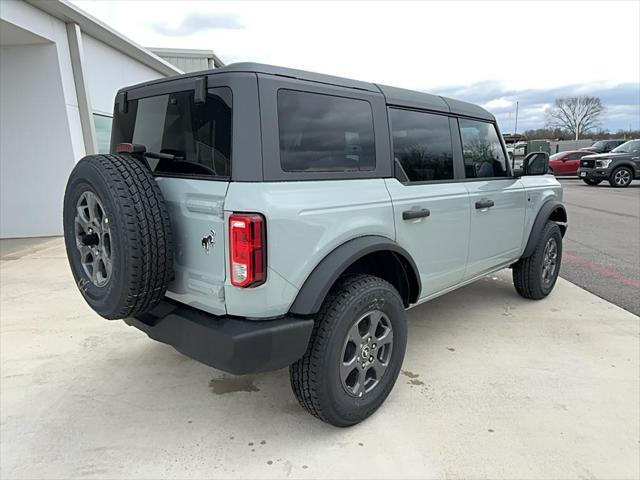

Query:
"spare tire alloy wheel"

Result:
[[341, 310, 393, 397], [64, 154, 173, 320], [74, 191, 112, 287]]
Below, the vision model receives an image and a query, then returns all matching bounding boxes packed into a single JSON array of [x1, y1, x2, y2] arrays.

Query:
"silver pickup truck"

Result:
[[63, 63, 567, 427]]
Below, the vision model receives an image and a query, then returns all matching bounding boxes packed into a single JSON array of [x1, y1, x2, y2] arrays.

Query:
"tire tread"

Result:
[[290, 274, 398, 425], [68, 154, 173, 319], [513, 221, 561, 300]]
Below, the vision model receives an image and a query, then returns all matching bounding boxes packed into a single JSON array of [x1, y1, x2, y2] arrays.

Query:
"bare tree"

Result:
[[546, 96, 604, 140]]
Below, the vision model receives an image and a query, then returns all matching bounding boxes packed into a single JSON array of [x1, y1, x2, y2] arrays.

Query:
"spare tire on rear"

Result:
[[63, 154, 173, 319]]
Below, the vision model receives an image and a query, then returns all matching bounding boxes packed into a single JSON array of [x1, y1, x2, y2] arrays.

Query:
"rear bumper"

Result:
[[125, 299, 314, 375]]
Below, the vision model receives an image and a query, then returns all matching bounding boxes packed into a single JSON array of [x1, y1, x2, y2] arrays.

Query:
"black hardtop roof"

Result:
[[121, 62, 494, 121]]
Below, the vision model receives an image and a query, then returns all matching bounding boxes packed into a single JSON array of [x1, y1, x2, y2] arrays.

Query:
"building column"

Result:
[[66, 22, 96, 155]]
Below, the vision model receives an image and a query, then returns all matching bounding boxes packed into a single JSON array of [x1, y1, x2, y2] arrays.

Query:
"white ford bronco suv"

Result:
[[63, 63, 567, 427]]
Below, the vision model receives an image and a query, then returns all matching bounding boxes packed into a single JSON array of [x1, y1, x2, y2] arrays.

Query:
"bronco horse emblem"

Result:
[[201, 230, 216, 255]]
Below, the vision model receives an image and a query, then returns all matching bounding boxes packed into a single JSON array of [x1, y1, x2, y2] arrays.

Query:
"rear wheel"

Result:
[[513, 221, 562, 300], [290, 274, 407, 427], [609, 166, 633, 188], [582, 178, 602, 186]]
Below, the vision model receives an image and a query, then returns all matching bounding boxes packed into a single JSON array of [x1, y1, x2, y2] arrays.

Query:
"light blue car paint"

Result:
[[155, 176, 229, 315], [157, 172, 562, 319], [384, 178, 470, 298]]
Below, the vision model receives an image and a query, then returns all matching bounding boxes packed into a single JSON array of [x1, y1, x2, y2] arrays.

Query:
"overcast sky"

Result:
[[72, 0, 640, 133]]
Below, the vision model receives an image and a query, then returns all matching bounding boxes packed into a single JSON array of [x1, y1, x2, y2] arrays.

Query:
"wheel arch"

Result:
[[289, 236, 421, 316], [521, 200, 567, 259], [610, 162, 637, 176]]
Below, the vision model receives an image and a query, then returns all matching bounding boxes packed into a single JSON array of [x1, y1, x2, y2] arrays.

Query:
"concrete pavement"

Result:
[[1, 238, 639, 479]]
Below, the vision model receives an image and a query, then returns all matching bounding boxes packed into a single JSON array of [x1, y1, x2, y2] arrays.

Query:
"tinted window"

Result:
[[111, 87, 232, 178], [277, 90, 375, 172], [612, 140, 640, 153], [459, 119, 508, 178], [389, 109, 454, 182]]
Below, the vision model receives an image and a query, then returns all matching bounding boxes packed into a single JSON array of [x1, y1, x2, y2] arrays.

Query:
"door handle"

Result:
[[402, 208, 430, 220], [475, 199, 495, 209]]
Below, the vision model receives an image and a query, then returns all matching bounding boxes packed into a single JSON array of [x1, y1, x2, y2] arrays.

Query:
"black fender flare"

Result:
[[289, 235, 421, 316], [521, 200, 567, 258]]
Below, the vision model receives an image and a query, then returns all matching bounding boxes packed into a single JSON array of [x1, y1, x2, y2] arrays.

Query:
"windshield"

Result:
[[611, 140, 640, 153], [591, 141, 607, 147]]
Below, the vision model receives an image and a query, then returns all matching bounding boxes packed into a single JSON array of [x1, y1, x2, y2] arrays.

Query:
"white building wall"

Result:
[[0, 44, 77, 237], [156, 55, 209, 73], [82, 33, 165, 115], [0, 1, 83, 237], [1, 0, 85, 160], [0, 0, 173, 238]]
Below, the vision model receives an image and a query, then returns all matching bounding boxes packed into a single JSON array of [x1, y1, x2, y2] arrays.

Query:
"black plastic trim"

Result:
[[521, 201, 568, 258], [125, 298, 314, 375], [289, 235, 421, 315], [127, 77, 207, 101], [402, 208, 430, 220]]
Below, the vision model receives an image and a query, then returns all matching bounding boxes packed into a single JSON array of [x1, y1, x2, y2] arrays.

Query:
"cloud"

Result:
[[431, 82, 640, 132], [153, 13, 243, 36]]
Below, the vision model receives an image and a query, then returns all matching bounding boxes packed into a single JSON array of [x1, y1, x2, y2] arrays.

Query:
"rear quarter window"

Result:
[[277, 89, 375, 172]]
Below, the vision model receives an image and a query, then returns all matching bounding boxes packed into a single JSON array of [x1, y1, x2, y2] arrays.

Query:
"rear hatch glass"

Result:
[[110, 87, 232, 179]]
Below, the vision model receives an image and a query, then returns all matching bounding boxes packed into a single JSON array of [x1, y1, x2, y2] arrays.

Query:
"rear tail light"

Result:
[[229, 213, 266, 288], [115, 143, 146, 154]]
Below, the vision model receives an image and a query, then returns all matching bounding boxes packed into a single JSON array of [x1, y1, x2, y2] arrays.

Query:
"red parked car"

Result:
[[549, 150, 593, 175]]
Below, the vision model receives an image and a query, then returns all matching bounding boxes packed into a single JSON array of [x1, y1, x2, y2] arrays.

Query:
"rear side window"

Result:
[[389, 108, 454, 182], [459, 119, 508, 178], [277, 90, 375, 172], [111, 87, 232, 179]]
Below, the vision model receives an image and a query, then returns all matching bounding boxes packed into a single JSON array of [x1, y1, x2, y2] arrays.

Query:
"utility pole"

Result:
[[514, 101, 519, 136]]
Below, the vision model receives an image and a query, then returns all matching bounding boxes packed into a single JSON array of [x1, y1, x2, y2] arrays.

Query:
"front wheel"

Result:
[[290, 274, 407, 427], [609, 166, 633, 188], [513, 221, 562, 300], [582, 178, 602, 186]]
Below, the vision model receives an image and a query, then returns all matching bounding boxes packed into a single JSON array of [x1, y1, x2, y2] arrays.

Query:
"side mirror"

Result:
[[522, 152, 549, 175]]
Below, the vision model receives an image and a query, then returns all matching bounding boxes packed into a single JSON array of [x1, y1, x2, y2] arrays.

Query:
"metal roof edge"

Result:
[[25, 0, 183, 76]]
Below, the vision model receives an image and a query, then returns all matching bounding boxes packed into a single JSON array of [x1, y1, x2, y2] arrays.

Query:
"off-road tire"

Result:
[[290, 274, 407, 427], [512, 221, 562, 300], [63, 154, 173, 319], [608, 166, 633, 188], [582, 178, 602, 186]]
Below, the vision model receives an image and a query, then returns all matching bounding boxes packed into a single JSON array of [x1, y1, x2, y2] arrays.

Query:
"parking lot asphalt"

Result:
[[558, 178, 640, 315], [2, 238, 638, 479]]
